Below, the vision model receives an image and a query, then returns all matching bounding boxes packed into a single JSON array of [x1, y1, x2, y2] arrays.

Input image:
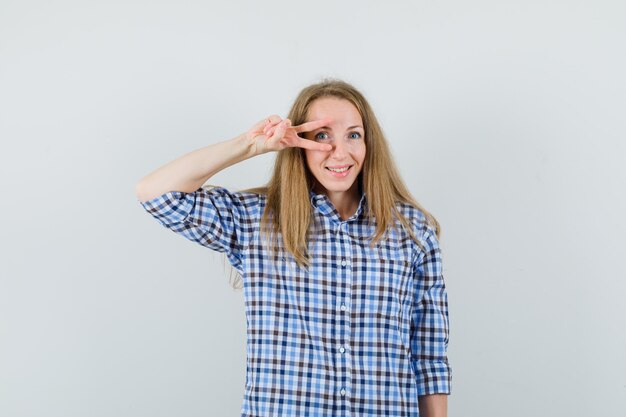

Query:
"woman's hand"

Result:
[[246, 114, 334, 155]]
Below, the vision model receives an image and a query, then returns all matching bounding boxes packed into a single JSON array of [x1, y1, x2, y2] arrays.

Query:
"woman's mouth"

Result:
[[325, 165, 353, 177]]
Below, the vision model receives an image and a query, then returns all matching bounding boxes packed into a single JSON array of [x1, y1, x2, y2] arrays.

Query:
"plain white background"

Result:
[[1, 0, 625, 416]]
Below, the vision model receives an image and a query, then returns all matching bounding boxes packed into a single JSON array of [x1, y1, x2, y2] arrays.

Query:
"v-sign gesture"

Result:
[[247, 115, 334, 155]]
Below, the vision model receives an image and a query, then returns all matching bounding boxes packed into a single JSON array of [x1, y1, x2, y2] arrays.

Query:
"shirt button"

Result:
[[339, 346, 345, 354], [340, 303, 347, 311], [340, 259, 347, 267], [340, 388, 346, 396]]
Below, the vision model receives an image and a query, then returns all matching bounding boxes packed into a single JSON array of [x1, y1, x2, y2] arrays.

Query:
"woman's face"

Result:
[[303, 97, 366, 198]]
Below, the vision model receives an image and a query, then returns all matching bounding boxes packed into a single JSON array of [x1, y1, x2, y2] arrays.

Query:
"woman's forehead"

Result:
[[306, 97, 362, 125]]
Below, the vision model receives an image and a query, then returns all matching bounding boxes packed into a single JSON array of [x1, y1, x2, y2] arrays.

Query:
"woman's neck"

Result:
[[314, 181, 361, 221]]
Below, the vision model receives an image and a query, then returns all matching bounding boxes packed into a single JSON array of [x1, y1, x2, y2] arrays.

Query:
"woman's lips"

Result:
[[325, 165, 353, 177]]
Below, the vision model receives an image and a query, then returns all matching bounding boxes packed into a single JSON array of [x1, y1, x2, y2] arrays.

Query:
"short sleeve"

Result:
[[410, 225, 452, 395], [138, 186, 261, 273]]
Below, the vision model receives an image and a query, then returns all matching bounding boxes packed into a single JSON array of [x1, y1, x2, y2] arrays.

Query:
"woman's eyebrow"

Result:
[[316, 125, 364, 130]]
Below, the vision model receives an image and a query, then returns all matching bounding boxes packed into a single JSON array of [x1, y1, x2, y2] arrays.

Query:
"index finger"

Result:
[[294, 137, 333, 152], [293, 117, 333, 134]]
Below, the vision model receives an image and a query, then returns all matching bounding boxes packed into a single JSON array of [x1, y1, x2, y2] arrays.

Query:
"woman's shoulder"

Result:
[[395, 200, 428, 225], [394, 200, 437, 239]]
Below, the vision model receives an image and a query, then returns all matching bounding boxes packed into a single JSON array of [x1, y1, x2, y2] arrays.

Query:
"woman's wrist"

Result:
[[241, 131, 269, 157]]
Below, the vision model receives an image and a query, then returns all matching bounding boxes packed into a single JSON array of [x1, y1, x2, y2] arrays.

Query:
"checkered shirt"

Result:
[[139, 186, 451, 416]]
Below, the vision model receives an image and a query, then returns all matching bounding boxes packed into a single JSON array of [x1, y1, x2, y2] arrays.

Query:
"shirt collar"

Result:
[[309, 188, 368, 221]]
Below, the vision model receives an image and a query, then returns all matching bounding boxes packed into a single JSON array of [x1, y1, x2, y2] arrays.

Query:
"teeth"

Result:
[[328, 166, 350, 173]]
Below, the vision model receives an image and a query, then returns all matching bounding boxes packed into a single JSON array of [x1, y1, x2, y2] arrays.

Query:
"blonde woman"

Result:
[[136, 79, 452, 417]]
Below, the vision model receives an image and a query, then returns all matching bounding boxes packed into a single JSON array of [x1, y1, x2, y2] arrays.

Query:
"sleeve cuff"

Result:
[[138, 189, 198, 226], [413, 359, 452, 395]]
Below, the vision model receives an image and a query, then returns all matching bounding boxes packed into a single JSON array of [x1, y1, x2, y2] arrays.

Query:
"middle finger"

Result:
[[293, 117, 333, 133]]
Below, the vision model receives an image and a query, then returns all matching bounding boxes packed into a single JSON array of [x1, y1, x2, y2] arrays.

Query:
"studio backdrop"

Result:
[[1, 1, 624, 416]]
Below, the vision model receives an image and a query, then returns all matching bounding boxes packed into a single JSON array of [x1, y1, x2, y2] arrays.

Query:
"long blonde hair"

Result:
[[224, 78, 440, 290]]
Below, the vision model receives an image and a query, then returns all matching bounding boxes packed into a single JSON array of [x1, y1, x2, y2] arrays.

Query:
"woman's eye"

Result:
[[315, 132, 329, 140], [349, 132, 362, 139]]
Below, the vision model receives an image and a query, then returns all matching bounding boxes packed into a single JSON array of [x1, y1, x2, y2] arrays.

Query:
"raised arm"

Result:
[[135, 115, 333, 203]]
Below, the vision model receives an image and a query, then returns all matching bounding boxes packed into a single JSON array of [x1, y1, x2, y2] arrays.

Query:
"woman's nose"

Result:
[[330, 139, 348, 158]]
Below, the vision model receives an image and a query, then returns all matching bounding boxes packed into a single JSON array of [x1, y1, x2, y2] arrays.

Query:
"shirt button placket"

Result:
[[336, 221, 352, 413]]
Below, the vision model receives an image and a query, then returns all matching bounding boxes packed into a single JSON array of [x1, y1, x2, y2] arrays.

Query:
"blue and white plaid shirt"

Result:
[[139, 186, 451, 416]]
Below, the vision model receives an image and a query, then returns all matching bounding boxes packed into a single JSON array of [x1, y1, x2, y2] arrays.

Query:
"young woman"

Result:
[[136, 79, 451, 417]]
